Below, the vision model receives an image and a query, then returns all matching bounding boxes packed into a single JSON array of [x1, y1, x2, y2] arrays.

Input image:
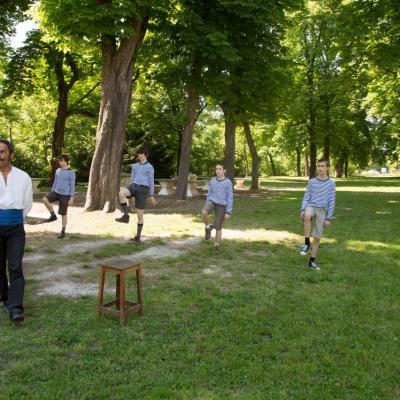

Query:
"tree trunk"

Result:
[[50, 52, 80, 183], [242, 119, 260, 190], [85, 18, 148, 212], [296, 147, 302, 177], [176, 129, 183, 176], [322, 97, 330, 160], [51, 87, 68, 183], [305, 31, 318, 179], [268, 152, 277, 176], [308, 112, 317, 178], [335, 157, 345, 178], [304, 151, 310, 177], [176, 85, 199, 200], [221, 103, 236, 185], [323, 134, 330, 161], [344, 154, 349, 177]]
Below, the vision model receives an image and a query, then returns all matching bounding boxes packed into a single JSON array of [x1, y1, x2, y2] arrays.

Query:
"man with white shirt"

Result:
[[0, 139, 32, 323]]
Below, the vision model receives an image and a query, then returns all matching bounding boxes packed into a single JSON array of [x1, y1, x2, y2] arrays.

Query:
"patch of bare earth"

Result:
[[28, 237, 201, 298]]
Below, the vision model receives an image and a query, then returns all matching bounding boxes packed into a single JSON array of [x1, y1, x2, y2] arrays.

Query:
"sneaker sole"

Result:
[[300, 251, 308, 256]]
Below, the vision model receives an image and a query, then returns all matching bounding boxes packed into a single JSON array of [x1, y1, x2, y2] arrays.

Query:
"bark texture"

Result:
[[242, 119, 260, 190], [221, 103, 236, 185], [85, 17, 148, 212]]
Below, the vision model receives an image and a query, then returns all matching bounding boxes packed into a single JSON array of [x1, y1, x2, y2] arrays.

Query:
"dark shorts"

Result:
[[127, 184, 149, 210], [202, 200, 226, 230], [46, 191, 70, 216]]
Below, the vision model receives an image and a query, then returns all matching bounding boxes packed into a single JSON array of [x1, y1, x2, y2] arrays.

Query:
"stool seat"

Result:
[[97, 262, 143, 325]]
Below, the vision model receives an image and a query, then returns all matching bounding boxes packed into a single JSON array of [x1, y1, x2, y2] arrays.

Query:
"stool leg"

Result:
[[119, 271, 126, 325], [116, 273, 120, 310], [136, 266, 143, 315], [97, 269, 106, 316]]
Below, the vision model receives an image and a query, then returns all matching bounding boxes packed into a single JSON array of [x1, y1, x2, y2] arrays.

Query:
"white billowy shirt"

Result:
[[0, 166, 33, 218]]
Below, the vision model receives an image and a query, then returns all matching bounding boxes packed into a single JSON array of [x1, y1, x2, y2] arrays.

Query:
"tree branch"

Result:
[[69, 81, 101, 110]]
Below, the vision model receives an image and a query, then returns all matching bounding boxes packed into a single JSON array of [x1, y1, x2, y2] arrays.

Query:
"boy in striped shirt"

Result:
[[115, 147, 156, 243], [300, 158, 336, 270], [202, 164, 233, 254]]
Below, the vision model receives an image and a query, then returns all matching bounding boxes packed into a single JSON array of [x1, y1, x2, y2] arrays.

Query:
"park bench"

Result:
[[234, 178, 246, 189], [157, 175, 209, 197], [31, 178, 45, 195]]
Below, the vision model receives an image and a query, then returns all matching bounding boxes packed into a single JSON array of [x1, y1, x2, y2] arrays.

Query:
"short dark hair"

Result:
[[216, 162, 225, 168], [0, 139, 15, 153], [137, 146, 149, 156], [317, 158, 330, 167], [59, 154, 69, 163]]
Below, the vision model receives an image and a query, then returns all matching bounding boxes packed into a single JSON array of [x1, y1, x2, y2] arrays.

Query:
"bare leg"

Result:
[[43, 197, 54, 213], [202, 210, 210, 225], [61, 215, 67, 229], [303, 213, 312, 238], [137, 209, 144, 225], [311, 237, 320, 258], [215, 229, 222, 246]]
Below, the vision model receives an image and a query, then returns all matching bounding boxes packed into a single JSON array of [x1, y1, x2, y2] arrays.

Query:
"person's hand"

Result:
[[148, 196, 157, 206], [224, 213, 231, 220], [68, 197, 74, 206], [324, 220, 331, 228], [300, 211, 305, 220]]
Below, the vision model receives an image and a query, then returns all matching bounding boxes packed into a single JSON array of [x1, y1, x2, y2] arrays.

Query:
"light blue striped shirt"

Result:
[[52, 168, 76, 197], [131, 161, 155, 196], [301, 177, 336, 220], [207, 177, 233, 214]]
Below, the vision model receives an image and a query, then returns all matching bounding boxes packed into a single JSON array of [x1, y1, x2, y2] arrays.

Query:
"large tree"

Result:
[[3, 30, 100, 181], [38, 0, 167, 211]]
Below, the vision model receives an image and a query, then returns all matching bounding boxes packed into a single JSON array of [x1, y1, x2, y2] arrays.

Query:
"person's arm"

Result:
[[325, 181, 336, 221], [69, 171, 76, 197], [68, 171, 76, 205], [23, 175, 33, 218], [300, 180, 311, 214], [130, 164, 135, 184], [52, 170, 58, 192], [148, 165, 155, 196], [207, 179, 212, 201], [226, 180, 233, 215]]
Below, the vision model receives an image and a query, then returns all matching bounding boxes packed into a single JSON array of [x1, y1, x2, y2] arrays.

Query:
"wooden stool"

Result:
[[97, 262, 143, 325]]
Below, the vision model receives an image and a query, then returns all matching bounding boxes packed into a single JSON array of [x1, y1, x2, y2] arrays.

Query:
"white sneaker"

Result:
[[300, 244, 310, 256], [309, 261, 320, 271]]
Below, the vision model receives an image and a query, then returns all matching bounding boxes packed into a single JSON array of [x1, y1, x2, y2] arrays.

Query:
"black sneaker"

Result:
[[46, 214, 57, 222], [128, 236, 141, 243], [205, 225, 213, 240], [300, 244, 310, 256], [308, 261, 320, 271], [58, 230, 66, 239], [10, 312, 24, 323], [115, 215, 130, 223], [213, 245, 220, 255]]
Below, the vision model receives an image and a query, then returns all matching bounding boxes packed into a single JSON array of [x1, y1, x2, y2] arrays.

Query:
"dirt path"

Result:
[[26, 237, 201, 297]]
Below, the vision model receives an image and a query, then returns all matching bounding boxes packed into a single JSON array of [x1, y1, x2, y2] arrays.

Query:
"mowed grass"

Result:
[[1, 177, 400, 399]]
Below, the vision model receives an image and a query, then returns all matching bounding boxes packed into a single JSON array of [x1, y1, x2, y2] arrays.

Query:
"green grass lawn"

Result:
[[1, 177, 399, 399]]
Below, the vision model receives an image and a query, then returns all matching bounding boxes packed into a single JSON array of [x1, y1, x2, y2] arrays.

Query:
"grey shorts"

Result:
[[127, 184, 149, 210], [202, 200, 226, 230], [305, 206, 326, 239]]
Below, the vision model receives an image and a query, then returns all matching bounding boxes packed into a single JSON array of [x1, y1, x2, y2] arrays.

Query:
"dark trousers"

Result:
[[0, 224, 25, 314]]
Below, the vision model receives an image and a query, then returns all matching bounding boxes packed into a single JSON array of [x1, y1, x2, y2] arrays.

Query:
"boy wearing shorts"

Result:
[[43, 155, 75, 239], [300, 158, 336, 270], [115, 147, 156, 242], [202, 164, 233, 254]]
